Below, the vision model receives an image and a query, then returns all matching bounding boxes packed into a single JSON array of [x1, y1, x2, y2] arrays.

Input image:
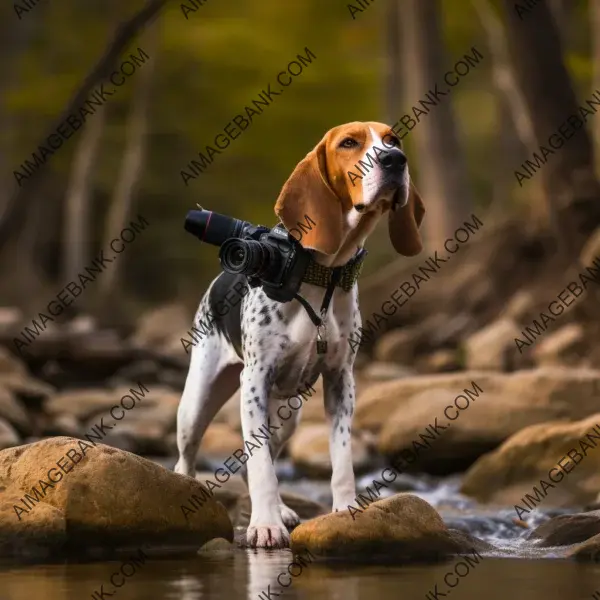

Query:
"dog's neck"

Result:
[[311, 208, 383, 268]]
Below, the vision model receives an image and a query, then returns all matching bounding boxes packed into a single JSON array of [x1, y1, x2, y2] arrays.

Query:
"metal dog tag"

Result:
[[317, 322, 327, 354]]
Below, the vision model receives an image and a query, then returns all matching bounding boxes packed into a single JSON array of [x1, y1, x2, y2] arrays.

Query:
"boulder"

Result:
[[0, 346, 27, 377], [355, 371, 501, 433], [43, 413, 82, 437], [378, 387, 495, 473], [464, 317, 521, 371], [131, 304, 192, 350], [215, 392, 242, 430], [195, 472, 247, 521], [45, 389, 120, 421], [533, 324, 585, 367], [566, 533, 600, 561], [0, 372, 55, 401], [0, 386, 31, 434], [0, 437, 233, 558], [0, 308, 22, 338], [76, 384, 180, 455], [580, 228, 600, 269], [528, 510, 600, 547], [361, 362, 414, 382], [373, 327, 425, 364], [290, 493, 490, 560], [501, 290, 536, 321], [419, 349, 461, 373], [461, 414, 600, 507], [0, 418, 20, 450], [289, 423, 371, 478], [370, 368, 600, 473], [200, 423, 244, 458]]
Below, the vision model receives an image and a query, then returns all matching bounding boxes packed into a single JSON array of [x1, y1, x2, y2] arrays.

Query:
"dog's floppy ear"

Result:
[[275, 138, 343, 255], [388, 180, 425, 256]]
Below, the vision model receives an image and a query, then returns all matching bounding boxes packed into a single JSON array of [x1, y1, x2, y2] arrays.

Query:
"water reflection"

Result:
[[1, 549, 600, 600]]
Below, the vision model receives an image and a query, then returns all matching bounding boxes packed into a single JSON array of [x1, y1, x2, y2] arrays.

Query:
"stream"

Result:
[[1, 467, 598, 600]]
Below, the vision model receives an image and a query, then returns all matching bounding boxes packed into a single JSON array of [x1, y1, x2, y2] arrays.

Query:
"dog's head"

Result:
[[274, 121, 425, 258]]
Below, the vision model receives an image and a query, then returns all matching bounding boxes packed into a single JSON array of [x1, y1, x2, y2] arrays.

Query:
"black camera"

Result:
[[184, 209, 311, 302]]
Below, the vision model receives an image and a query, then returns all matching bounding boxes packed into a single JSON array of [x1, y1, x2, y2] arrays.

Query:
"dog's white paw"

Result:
[[279, 503, 300, 530], [247, 524, 290, 549]]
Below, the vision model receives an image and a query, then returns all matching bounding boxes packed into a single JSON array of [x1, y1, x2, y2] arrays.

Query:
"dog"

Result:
[[174, 121, 425, 548]]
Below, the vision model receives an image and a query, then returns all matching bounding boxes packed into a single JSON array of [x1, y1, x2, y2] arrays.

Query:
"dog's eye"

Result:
[[339, 137, 358, 149], [386, 135, 401, 147]]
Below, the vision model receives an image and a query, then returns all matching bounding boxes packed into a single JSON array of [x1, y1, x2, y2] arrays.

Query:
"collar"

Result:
[[301, 248, 368, 292]]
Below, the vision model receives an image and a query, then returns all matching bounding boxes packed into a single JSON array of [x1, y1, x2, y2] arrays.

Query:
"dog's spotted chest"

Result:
[[239, 282, 355, 396]]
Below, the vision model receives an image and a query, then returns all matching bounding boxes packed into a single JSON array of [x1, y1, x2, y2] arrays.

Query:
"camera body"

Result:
[[184, 209, 311, 303]]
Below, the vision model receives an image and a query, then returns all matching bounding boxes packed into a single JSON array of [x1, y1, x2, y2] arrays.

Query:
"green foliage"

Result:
[[0, 0, 594, 312]]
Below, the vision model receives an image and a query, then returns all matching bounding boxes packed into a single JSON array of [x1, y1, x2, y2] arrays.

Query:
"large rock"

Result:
[[0, 372, 55, 401], [361, 362, 414, 382], [566, 533, 600, 561], [369, 368, 600, 472], [131, 303, 192, 348], [464, 317, 521, 371], [580, 228, 600, 268], [0, 437, 232, 558], [355, 370, 502, 433], [290, 493, 490, 560], [0, 386, 31, 434], [0, 308, 22, 338], [0, 418, 20, 450], [200, 423, 244, 458], [533, 324, 585, 367], [0, 346, 27, 377], [373, 327, 425, 364], [45, 388, 122, 421], [289, 423, 371, 478], [528, 510, 600, 547], [378, 387, 495, 473], [461, 414, 600, 507], [83, 385, 181, 455]]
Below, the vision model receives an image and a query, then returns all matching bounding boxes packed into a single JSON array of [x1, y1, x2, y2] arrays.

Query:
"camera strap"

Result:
[[293, 266, 343, 355]]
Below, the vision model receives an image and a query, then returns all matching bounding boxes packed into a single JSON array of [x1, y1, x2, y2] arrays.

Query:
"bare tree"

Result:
[[501, 0, 600, 258], [471, 0, 550, 222], [401, 0, 473, 246], [383, 0, 402, 125], [62, 103, 108, 283], [98, 23, 158, 302], [0, 4, 46, 301], [0, 0, 168, 255], [592, 0, 600, 175]]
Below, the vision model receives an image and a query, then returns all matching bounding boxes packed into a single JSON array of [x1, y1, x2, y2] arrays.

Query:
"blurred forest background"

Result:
[[0, 0, 599, 371]]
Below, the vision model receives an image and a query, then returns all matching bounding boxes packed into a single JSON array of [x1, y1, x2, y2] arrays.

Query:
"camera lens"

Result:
[[220, 239, 279, 278]]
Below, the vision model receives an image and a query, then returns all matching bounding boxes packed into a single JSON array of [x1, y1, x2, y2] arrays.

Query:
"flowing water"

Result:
[[1, 470, 599, 600]]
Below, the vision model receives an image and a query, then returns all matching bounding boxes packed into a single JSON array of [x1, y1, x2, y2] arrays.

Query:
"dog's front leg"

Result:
[[323, 368, 357, 511], [241, 367, 290, 549]]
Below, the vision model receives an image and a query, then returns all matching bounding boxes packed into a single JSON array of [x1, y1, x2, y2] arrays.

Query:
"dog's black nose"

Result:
[[380, 150, 407, 170]]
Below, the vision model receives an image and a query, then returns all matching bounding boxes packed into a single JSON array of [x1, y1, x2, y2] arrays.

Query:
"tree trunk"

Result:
[[0, 0, 168, 255], [97, 24, 158, 303], [0, 6, 46, 303], [62, 103, 107, 283], [401, 0, 473, 246], [471, 0, 549, 223], [383, 0, 402, 125], [592, 0, 600, 176], [501, 0, 600, 259]]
